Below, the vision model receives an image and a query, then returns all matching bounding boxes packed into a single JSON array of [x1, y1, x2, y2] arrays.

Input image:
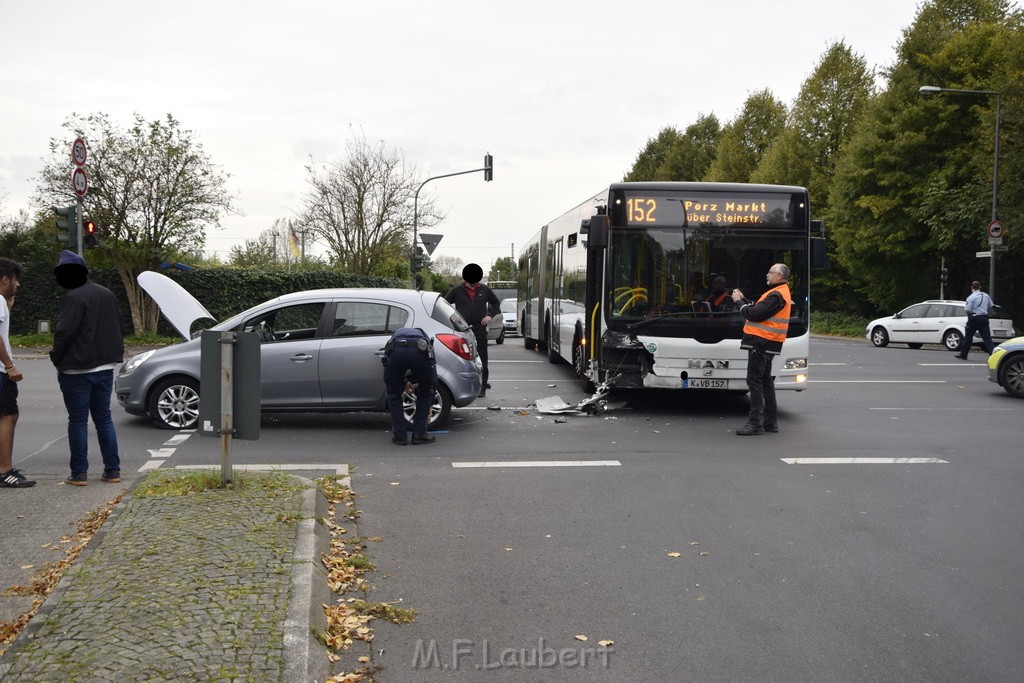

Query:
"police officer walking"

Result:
[[955, 280, 995, 359], [382, 327, 437, 445], [731, 263, 792, 436]]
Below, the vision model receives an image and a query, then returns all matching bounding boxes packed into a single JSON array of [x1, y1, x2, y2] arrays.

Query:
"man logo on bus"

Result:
[[688, 360, 730, 369]]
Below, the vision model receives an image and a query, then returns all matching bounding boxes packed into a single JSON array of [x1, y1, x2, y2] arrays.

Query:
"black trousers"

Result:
[[383, 347, 436, 438], [959, 315, 994, 356], [745, 348, 777, 427], [473, 326, 489, 385]]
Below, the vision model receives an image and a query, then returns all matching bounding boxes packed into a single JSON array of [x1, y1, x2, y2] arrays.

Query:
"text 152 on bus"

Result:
[[516, 182, 827, 392]]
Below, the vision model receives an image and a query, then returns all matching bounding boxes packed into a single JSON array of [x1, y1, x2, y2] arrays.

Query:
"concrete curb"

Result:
[[283, 477, 332, 683]]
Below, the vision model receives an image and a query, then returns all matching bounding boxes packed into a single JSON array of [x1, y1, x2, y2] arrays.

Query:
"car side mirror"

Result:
[[893, 313, 902, 319]]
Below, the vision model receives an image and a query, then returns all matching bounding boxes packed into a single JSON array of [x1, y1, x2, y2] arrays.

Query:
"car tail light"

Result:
[[436, 333, 475, 360]]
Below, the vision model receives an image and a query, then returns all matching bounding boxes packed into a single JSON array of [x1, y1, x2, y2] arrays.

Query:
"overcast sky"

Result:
[[1, 0, 923, 271]]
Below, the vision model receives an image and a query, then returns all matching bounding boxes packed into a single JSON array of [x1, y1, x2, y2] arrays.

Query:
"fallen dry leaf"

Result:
[[599, 640, 614, 647], [667, 552, 682, 558], [389, 482, 400, 486], [327, 651, 341, 663], [575, 634, 588, 641], [20, 565, 33, 570], [357, 655, 370, 663]]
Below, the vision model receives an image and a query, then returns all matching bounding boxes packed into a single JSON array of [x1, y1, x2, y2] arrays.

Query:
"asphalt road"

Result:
[[4, 337, 1022, 681]]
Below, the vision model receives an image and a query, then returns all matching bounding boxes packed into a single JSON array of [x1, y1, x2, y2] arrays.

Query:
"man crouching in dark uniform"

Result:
[[382, 327, 437, 445]]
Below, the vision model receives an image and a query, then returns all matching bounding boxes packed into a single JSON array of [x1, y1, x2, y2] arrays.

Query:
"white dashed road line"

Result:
[[452, 460, 621, 468], [782, 457, 948, 464]]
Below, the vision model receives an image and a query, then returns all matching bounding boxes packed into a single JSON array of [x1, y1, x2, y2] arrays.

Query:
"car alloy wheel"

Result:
[[403, 383, 452, 428], [148, 376, 201, 430], [871, 327, 889, 348], [999, 356, 1024, 398], [943, 330, 963, 352]]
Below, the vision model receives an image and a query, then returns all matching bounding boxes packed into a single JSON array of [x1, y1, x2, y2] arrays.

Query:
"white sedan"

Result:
[[866, 299, 1015, 351]]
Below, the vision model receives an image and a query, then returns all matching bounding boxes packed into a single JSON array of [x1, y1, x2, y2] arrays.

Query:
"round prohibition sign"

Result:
[[987, 220, 1004, 238], [72, 137, 87, 166], [72, 167, 88, 196]]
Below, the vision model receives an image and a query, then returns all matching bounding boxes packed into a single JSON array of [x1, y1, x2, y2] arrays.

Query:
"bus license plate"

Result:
[[684, 379, 728, 389]]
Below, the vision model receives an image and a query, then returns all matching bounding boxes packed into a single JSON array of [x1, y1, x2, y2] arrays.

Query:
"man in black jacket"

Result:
[[50, 250, 125, 486], [445, 264, 500, 397]]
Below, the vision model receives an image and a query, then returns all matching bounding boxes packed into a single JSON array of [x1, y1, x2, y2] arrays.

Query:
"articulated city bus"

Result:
[[517, 182, 826, 392]]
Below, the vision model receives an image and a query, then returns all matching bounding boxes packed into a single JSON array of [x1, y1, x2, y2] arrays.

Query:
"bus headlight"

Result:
[[783, 357, 807, 370]]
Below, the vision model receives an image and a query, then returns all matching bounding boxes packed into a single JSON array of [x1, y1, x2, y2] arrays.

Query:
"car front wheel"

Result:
[[998, 355, 1024, 398], [148, 376, 201, 430], [870, 327, 889, 347], [943, 329, 963, 352]]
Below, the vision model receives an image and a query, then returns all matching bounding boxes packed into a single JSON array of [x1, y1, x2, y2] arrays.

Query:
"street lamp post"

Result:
[[919, 85, 1002, 301], [411, 154, 493, 289]]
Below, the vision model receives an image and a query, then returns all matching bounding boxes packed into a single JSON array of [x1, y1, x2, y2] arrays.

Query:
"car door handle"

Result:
[[290, 354, 313, 362], [374, 349, 386, 356]]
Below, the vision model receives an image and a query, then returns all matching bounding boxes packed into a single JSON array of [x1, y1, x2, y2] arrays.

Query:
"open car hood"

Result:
[[137, 271, 216, 340]]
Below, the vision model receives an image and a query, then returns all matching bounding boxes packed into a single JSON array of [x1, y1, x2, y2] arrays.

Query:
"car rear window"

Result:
[[991, 305, 1010, 320], [431, 296, 470, 332]]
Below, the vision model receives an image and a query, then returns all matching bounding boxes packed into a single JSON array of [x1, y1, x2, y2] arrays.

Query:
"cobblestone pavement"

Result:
[[0, 474, 310, 682]]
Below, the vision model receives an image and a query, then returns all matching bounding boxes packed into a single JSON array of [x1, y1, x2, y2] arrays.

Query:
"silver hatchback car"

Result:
[[115, 275, 482, 429]]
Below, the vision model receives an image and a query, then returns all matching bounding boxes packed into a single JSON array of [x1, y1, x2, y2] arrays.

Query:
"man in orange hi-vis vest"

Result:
[[730, 263, 792, 436]]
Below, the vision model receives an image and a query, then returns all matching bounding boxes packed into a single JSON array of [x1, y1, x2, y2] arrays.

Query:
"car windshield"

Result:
[[500, 299, 516, 314]]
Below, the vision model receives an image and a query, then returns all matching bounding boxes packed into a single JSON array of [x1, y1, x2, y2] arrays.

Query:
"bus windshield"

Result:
[[605, 226, 808, 340]]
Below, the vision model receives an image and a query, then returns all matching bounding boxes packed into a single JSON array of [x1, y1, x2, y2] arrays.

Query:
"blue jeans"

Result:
[[58, 370, 120, 476]]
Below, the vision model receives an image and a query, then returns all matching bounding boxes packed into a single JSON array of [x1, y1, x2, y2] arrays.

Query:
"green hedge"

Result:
[[10, 266, 405, 337]]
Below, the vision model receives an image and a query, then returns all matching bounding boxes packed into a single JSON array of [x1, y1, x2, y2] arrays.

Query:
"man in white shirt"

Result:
[[956, 280, 995, 359], [0, 258, 33, 488]]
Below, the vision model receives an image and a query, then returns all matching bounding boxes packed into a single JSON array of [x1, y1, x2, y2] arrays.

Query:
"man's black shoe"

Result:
[[411, 433, 436, 445], [955, 355, 968, 360], [485, 382, 491, 389], [392, 436, 408, 446], [736, 423, 764, 436], [764, 424, 779, 433], [478, 389, 486, 398], [1, 468, 36, 488]]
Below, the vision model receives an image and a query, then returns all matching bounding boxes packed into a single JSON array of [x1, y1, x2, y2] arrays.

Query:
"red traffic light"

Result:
[[83, 219, 99, 249]]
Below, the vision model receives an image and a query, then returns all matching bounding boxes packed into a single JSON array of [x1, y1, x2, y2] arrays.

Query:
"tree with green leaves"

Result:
[[228, 218, 322, 269], [752, 41, 877, 312], [300, 132, 442, 280], [623, 116, 722, 182], [623, 127, 681, 181], [488, 256, 516, 282], [34, 113, 238, 334], [829, 0, 1022, 315], [706, 90, 788, 182]]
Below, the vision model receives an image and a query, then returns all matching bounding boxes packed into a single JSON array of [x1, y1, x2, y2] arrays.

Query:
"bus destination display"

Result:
[[619, 193, 799, 228]]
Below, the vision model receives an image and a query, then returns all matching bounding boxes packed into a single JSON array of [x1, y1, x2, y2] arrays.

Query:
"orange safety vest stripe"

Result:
[[742, 284, 791, 342]]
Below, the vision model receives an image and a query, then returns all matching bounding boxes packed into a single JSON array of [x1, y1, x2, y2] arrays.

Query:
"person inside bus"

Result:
[[445, 264, 500, 398], [705, 276, 734, 312]]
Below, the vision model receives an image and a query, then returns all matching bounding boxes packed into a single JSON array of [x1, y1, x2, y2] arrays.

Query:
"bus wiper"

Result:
[[626, 312, 696, 332]]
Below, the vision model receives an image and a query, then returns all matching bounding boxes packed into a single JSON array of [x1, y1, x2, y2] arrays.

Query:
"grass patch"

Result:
[[348, 599, 418, 624], [136, 469, 306, 497], [810, 311, 869, 338], [344, 554, 376, 571], [10, 332, 178, 348]]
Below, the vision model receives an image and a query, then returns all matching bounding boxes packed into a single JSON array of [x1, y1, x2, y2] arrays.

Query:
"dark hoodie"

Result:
[[50, 250, 125, 371]]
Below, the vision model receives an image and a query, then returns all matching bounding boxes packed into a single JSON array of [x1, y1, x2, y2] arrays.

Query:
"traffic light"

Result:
[[83, 218, 98, 249], [54, 205, 79, 252], [411, 245, 428, 273], [483, 153, 493, 182], [940, 267, 949, 285]]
